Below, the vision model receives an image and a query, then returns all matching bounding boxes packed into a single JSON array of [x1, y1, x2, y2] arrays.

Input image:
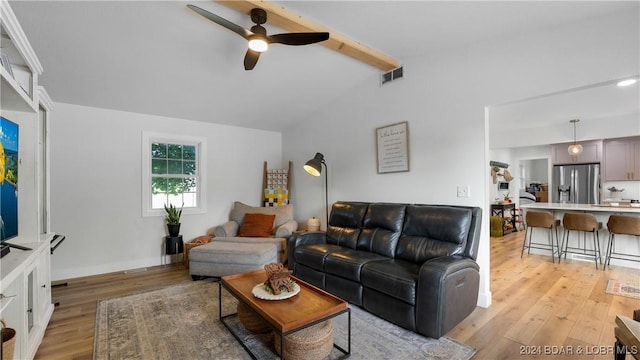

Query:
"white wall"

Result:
[[283, 10, 639, 308], [49, 103, 282, 280]]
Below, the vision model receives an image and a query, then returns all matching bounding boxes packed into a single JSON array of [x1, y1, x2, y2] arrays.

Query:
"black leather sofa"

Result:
[[288, 201, 482, 339]]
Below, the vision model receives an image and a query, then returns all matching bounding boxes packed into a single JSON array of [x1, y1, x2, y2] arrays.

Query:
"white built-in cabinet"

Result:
[[1, 242, 52, 360], [550, 140, 603, 165], [1, 1, 54, 359], [603, 137, 640, 181]]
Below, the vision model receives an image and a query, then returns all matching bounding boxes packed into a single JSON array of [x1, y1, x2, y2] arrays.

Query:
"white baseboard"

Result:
[[477, 290, 492, 308]]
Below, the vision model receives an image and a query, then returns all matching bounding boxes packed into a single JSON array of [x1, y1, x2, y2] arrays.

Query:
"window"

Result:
[[142, 132, 206, 217]]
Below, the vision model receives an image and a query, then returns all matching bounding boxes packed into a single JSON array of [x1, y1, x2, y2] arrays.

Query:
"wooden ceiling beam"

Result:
[[215, 0, 399, 72]]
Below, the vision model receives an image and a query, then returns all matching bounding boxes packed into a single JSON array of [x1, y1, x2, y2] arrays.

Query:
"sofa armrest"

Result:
[[214, 221, 239, 237], [416, 256, 480, 338], [275, 219, 298, 238], [287, 231, 327, 269]]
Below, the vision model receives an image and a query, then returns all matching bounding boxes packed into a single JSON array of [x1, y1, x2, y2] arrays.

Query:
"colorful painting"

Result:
[[1, 117, 18, 241]]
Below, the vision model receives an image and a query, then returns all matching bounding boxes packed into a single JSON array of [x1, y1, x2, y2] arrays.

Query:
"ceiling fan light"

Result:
[[248, 38, 268, 52], [617, 78, 638, 87]]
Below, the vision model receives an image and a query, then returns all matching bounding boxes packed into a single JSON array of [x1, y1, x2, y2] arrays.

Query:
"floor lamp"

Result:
[[304, 152, 329, 228]]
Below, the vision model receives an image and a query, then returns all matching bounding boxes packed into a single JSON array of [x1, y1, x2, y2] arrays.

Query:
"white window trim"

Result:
[[142, 131, 207, 217]]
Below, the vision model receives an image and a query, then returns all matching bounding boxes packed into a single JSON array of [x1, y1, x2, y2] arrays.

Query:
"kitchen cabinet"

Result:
[[603, 137, 640, 181], [550, 140, 602, 165]]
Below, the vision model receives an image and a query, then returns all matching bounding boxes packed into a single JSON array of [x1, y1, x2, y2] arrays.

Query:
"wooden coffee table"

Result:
[[219, 269, 351, 359]]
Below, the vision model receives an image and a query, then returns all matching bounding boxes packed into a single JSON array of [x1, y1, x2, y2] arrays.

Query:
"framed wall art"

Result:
[[376, 121, 409, 173]]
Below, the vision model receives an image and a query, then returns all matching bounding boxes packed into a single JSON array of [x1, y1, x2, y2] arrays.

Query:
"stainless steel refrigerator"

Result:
[[552, 163, 600, 204]]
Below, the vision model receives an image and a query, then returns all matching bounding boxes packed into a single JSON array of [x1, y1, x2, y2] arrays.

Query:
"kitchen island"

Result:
[[519, 202, 640, 269], [520, 202, 640, 214]]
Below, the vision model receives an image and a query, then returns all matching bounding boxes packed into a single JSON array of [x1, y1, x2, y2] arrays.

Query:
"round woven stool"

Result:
[[274, 319, 334, 360], [1, 319, 16, 360], [237, 303, 271, 334]]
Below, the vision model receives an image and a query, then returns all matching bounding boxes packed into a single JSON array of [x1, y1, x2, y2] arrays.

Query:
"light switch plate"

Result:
[[457, 185, 470, 198]]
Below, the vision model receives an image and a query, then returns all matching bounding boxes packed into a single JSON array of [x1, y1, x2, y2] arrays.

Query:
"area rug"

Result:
[[606, 279, 640, 300], [94, 281, 476, 360]]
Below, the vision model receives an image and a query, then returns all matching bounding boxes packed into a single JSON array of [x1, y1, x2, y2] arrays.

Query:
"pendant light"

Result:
[[567, 119, 583, 156]]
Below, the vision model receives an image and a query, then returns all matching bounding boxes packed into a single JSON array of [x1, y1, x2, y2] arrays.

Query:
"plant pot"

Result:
[[167, 223, 181, 237]]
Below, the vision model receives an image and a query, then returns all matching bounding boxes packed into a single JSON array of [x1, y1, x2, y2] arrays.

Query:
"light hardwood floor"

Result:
[[450, 231, 640, 359], [36, 231, 640, 359]]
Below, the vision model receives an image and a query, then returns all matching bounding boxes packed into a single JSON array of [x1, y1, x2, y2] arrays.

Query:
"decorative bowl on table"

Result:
[[252, 282, 300, 300]]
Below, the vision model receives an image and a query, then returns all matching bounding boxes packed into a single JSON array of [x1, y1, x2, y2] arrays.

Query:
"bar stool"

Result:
[[604, 214, 640, 270], [521, 210, 560, 262], [561, 212, 603, 269]]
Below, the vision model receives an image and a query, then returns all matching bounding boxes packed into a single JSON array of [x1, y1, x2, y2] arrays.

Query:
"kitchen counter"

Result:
[[517, 202, 640, 270], [520, 202, 640, 214]]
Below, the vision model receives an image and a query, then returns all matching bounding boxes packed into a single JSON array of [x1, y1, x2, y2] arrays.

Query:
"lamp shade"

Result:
[[304, 153, 324, 177], [567, 144, 583, 156]]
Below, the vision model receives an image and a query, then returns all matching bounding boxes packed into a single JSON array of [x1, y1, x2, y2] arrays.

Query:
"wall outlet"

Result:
[[457, 185, 471, 198]]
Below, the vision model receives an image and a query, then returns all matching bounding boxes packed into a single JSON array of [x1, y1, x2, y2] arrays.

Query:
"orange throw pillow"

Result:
[[192, 235, 213, 244], [237, 213, 275, 237]]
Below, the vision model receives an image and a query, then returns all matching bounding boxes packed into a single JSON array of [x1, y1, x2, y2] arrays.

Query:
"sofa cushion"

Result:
[[237, 213, 275, 237], [215, 236, 287, 263], [294, 244, 343, 271], [231, 201, 293, 229], [326, 202, 368, 248], [396, 205, 472, 263], [361, 259, 420, 305], [324, 248, 388, 282], [357, 203, 406, 257]]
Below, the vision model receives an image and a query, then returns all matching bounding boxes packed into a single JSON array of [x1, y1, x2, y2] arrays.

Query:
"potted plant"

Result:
[[164, 203, 182, 237], [503, 192, 512, 203]]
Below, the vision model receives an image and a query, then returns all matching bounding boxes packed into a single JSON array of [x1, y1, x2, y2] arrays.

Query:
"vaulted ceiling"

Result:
[[10, 1, 637, 131]]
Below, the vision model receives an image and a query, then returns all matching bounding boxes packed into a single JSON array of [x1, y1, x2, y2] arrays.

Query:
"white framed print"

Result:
[[376, 121, 409, 174]]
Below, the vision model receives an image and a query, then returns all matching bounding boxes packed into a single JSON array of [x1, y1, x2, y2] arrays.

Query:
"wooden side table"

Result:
[[185, 235, 213, 269], [490, 203, 516, 236]]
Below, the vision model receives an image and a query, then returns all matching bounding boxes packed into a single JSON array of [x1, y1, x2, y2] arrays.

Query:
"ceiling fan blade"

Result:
[[187, 5, 252, 40], [244, 49, 261, 70], [268, 32, 330, 46]]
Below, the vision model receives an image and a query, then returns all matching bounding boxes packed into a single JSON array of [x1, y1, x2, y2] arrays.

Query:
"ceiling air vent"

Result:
[[380, 66, 404, 86]]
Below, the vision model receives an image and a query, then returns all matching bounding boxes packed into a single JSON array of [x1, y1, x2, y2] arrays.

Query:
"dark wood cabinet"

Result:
[[491, 203, 516, 236]]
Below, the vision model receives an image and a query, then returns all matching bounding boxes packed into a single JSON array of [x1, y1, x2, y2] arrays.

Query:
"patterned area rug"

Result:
[[606, 279, 640, 300], [94, 281, 476, 359]]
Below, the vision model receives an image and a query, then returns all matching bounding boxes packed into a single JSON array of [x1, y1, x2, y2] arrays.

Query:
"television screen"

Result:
[[1, 117, 19, 241]]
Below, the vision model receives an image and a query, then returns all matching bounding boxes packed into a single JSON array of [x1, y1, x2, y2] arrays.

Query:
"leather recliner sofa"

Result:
[[288, 201, 482, 339]]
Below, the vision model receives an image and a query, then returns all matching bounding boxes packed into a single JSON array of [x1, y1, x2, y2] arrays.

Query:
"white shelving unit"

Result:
[[1, 1, 53, 359]]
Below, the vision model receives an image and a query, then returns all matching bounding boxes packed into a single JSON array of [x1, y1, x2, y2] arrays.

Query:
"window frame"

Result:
[[37, 87, 54, 236], [142, 131, 207, 217]]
